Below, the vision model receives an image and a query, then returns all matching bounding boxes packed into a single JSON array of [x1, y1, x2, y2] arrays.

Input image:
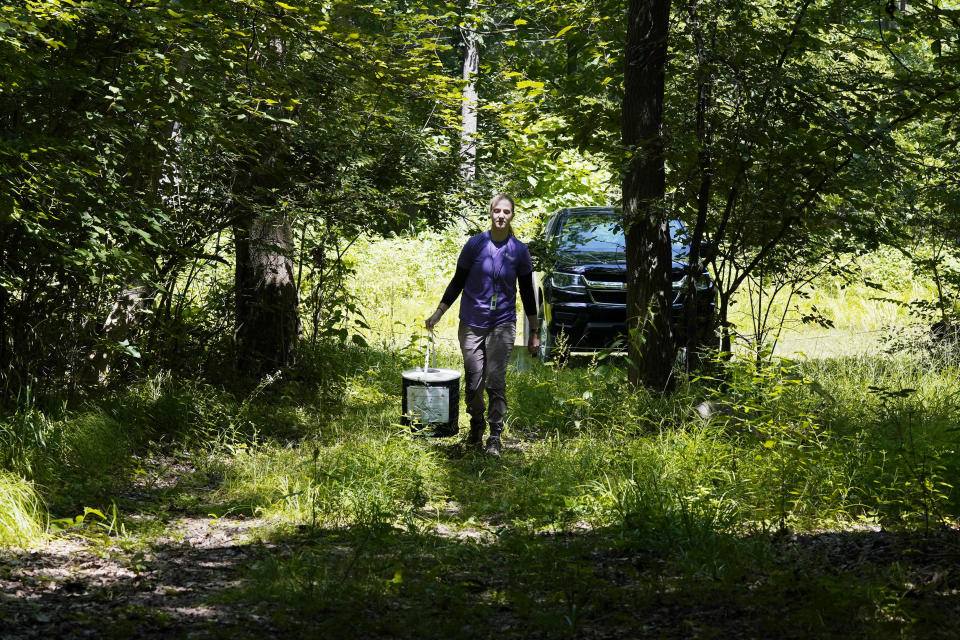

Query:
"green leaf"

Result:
[[516, 80, 544, 90], [118, 340, 141, 359]]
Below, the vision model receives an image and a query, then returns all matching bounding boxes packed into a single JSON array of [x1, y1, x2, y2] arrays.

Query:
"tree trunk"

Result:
[[622, 0, 674, 389], [231, 34, 297, 380], [234, 213, 299, 378], [459, 0, 479, 183], [88, 283, 155, 384], [718, 289, 733, 354], [682, 1, 714, 371]]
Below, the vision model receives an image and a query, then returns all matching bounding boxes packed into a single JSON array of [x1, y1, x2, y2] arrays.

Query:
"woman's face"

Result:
[[489, 198, 514, 233]]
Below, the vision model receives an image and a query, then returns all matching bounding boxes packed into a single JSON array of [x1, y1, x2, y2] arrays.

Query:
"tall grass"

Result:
[[97, 234, 942, 544], [0, 231, 957, 638], [218, 432, 444, 529], [0, 231, 955, 552], [0, 229, 950, 638], [197, 339, 959, 541], [0, 470, 45, 546], [215, 333, 960, 638], [349, 232, 462, 346]]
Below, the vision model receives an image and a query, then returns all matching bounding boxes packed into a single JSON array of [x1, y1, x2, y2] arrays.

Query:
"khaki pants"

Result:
[[458, 322, 516, 427]]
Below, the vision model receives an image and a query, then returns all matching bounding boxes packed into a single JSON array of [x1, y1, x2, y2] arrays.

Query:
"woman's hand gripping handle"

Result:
[[425, 302, 449, 331]]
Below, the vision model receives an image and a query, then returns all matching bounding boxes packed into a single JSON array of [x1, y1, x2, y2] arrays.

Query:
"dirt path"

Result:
[[0, 520, 272, 638], [0, 456, 276, 639]]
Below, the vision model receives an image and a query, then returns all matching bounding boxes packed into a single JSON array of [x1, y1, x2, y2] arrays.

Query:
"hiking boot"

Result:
[[466, 420, 485, 446], [484, 436, 501, 457]]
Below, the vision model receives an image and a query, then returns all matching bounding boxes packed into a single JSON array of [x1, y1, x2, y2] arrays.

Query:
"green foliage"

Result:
[[179, 339, 959, 540], [804, 353, 960, 528], [503, 0, 960, 364], [19, 224, 878, 554], [1, 300, 958, 635], [0, 0, 464, 398], [0, 470, 45, 547]]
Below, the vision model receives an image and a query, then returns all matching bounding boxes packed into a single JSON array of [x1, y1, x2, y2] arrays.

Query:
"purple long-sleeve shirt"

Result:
[[441, 231, 533, 329]]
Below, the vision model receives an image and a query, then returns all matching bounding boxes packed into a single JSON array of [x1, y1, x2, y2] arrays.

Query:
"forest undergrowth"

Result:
[[3, 239, 960, 637], [2, 336, 960, 637]]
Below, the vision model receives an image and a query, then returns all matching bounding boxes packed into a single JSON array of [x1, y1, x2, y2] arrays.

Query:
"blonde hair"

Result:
[[489, 193, 516, 236]]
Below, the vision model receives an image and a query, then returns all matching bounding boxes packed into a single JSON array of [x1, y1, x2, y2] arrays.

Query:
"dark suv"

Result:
[[527, 207, 716, 362]]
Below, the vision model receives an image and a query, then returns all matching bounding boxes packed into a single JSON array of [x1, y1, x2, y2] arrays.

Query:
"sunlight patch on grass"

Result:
[[218, 431, 446, 529], [0, 470, 45, 547]]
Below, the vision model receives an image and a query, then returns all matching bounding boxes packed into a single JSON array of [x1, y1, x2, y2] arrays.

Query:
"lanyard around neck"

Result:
[[487, 236, 510, 292]]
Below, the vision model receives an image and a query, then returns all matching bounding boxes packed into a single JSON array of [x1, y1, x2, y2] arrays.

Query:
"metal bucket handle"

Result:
[[423, 329, 436, 371]]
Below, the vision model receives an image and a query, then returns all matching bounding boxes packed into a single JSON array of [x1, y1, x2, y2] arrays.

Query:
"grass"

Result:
[[198, 339, 960, 537], [198, 337, 960, 638], [1, 238, 959, 635], [3, 330, 951, 540], [0, 469, 45, 547]]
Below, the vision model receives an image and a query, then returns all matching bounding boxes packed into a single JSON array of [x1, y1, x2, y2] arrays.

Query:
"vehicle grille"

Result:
[[582, 275, 626, 306], [581, 269, 690, 306], [589, 290, 626, 305]]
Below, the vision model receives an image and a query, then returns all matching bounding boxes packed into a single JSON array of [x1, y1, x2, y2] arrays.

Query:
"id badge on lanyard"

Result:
[[489, 239, 505, 311]]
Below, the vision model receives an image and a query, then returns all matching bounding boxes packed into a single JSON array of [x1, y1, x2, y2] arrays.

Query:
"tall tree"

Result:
[[460, 0, 480, 182], [622, 0, 674, 388]]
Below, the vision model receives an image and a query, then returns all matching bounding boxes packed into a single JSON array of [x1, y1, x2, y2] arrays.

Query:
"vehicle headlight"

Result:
[[550, 272, 585, 291], [673, 274, 714, 292]]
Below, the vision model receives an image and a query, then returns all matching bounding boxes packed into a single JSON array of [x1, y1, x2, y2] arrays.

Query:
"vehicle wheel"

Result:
[[537, 301, 557, 364]]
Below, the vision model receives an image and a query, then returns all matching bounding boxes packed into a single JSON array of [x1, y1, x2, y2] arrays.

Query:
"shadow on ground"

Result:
[[3, 523, 960, 639]]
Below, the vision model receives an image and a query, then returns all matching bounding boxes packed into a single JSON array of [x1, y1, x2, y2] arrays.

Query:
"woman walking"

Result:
[[425, 194, 539, 456]]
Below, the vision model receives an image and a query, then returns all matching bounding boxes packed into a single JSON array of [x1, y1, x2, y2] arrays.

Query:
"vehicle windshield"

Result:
[[559, 214, 623, 252], [559, 213, 689, 259]]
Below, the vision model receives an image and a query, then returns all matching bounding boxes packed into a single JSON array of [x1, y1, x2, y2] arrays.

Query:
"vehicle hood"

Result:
[[556, 249, 688, 272], [556, 249, 624, 267]]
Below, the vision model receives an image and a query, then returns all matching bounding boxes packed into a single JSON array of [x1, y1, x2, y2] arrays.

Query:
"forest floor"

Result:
[[0, 455, 277, 638], [3, 448, 960, 639]]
